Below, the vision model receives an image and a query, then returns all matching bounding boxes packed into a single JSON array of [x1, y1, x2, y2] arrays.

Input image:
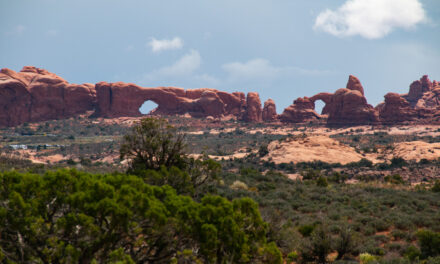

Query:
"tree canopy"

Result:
[[120, 117, 186, 172], [0, 169, 281, 263]]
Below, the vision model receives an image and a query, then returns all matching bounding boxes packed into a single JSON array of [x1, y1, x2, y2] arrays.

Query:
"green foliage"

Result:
[[258, 144, 269, 157], [301, 226, 332, 263], [120, 117, 187, 172], [120, 118, 221, 197], [432, 180, 440, 192], [417, 229, 440, 259], [390, 157, 407, 168], [0, 169, 276, 263], [287, 251, 299, 262], [384, 174, 405, 185], [302, 169, 321, 180], [329, 172, 348, 184], [335, 226, 358, 260], [298, 224, 315, 237], [360, 252, 376, 263], [404, 245, 421, 261], [347, 158, 373, 168], [316, 176, 329, 187]]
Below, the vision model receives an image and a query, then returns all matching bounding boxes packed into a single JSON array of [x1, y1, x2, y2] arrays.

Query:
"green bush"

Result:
[[0, 169, 277, 263], [298, 224, 315, 237], [417, 229, 440, 259], [432, 180, 440, 193], [316, 176, 329, 187]]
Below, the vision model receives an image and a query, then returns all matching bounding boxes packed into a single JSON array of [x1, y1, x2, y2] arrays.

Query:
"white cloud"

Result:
[[148, 37, 183, 53], [144, 50, 201, 80], [314, 0, 426, 39], [222, 58, 331, 81], [222, 59, 280, 80]]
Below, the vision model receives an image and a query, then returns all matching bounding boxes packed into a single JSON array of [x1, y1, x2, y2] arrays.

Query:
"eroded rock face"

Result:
[[245, 92, 262, 122], [377, 75, 440, 124], [0, 66, 255, 127], [326, 88, 379, 125], [378, 93, 417, 123], [0, 67, 96, 127], [1, 66, 438, 127], [310, 92, 332, 115], [346, 75, 365, 96], [280, 97, 320, 123], [262, 99, 277, 121], [94, 82, 247, 119], [280, 76, 378, 125], [406, 75, 433, 106]]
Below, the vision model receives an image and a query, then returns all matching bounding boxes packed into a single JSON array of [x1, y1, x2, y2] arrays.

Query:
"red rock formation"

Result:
[[1, 66, 439, 127], [0, 67, 96, 127], [326, 88, 379, 125], [406, 75, 433, 106], [245, 92, 262, 122], [378, 93, 417, 123], [310, 92, 332, 114], [346, 75, 365, 96], [280, 97, 321, 123], [323, 75, 379, 125], [262, 99, 277, 121]]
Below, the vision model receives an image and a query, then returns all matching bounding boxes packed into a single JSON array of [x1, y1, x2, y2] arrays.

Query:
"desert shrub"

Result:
[[298, 224, 315, 237], [404, 245, 421, 261], [360, 253, 376, 263], [417, 229, 440, 259], [230, 180, 249, 190], [258, 144, 269, 157], [300, 226, 332, 263], [432, 180, 440, 192], [390, 157, 407, 168], [347, 158, 373, 168], [384, 174, 405, 185], [316, 176, 329, 187], [302, 169, 321, 180], [335, 226, 358, 260]]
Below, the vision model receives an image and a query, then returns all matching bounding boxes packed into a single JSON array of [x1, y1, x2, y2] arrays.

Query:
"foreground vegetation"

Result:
[[1, 117, 440, 263]]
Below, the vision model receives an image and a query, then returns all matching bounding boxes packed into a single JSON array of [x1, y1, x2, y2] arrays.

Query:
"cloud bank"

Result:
[[222, 58, 332, 81], [148, 37, 183, 52], [144, 49, 201, 80], [314, 0, 426, 39]]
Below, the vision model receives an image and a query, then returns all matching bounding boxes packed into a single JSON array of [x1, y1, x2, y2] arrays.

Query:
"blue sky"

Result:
[[1, 0, 440, 113]]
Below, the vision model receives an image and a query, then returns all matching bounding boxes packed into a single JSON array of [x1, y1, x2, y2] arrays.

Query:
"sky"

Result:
[[1, 0, 440, 114]]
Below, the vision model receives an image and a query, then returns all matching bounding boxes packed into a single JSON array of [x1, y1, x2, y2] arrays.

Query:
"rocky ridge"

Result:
[[0, 66, 439, 127]]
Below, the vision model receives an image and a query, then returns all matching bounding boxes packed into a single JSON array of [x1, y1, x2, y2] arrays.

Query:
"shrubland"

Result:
[[1, 117, 440, 263]]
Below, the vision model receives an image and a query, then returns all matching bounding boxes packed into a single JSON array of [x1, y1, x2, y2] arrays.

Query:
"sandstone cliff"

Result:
[[0, 66, 438, 127]]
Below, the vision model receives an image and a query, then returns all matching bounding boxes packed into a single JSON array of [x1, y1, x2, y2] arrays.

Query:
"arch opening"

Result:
[[139, 100, 158, 115], [314, 99, 325, 115]]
